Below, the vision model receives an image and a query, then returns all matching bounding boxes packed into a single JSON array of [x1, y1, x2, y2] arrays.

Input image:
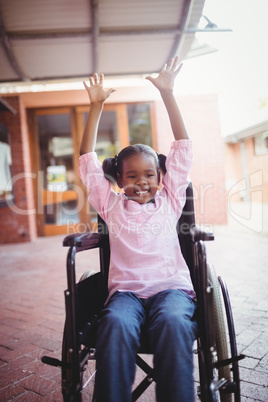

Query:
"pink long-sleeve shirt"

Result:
[[79, 139, 195, 300]]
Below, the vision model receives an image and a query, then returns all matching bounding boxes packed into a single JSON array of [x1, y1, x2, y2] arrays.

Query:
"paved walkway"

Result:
[[0, 225, 267, 401]]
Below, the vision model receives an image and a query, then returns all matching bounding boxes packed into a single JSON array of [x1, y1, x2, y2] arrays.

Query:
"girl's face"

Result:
[[117, 152, 160, 204]]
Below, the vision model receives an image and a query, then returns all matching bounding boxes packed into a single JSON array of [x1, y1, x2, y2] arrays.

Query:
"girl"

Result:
[[79, 57, 198, 402]]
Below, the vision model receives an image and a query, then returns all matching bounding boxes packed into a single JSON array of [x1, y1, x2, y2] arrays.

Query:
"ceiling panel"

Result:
[[99, 34, 176, 75], [99, 0, 184, 29], [0, 0, 91, 31], [12, 38, 93, 79]]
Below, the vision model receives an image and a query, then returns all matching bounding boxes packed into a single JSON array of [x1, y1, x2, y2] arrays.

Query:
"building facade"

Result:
[[224, 121, 268, 233], [0, 87, 227, 244]]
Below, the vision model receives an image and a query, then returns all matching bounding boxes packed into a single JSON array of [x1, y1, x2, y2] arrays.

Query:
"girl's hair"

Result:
[[102, 144, 167, 184]]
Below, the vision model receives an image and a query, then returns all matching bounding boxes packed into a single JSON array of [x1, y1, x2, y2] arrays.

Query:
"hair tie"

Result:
[[114, 155, 118, 166]]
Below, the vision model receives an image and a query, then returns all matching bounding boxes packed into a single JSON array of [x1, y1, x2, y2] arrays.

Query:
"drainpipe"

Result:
[[240, 140, 250, 201]]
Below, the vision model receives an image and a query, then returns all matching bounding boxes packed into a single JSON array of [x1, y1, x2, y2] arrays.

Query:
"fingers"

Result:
[[164, 56, 183, 75], [107, 88, 116, 96], [89, 76, 94, 86], [167, 58, 174, 70], [83, 73, 116, 99], [174, 62, 183, 75], [93, 73, 99, 84], [99, 73, 104, 85], [86, 73, 103, 87], [145, 76, 154, 83], [166, 56, 178, 70], [92, 73, 99, 85], [158, 57, 178, 74], [83, 81, 89, 90], [161, 63, 167, 71]]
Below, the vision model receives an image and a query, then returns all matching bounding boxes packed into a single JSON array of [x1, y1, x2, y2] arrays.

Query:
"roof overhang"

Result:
[[0, 0, 205, 85], [225, 121, 268, 143]]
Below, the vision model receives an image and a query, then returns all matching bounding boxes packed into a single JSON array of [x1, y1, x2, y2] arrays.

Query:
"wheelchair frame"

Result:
[[42, 184, 244, 401]]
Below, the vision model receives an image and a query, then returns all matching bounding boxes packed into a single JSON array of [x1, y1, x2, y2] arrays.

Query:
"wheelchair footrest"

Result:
[[41, 355, 62, 368]]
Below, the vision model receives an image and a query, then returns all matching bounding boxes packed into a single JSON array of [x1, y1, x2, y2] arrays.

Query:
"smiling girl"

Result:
[[79, 57, 197, 402]]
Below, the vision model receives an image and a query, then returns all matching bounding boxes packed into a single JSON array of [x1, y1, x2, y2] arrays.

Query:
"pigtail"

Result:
[[158, 153, 167, 175], [102, 156, 118, 184]]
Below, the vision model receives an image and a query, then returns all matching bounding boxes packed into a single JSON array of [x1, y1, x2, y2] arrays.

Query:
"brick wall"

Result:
[[0, 96, 37, 243]]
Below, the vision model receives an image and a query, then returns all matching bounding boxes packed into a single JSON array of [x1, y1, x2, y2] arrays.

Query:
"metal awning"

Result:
[[0, 0, 205, 83]]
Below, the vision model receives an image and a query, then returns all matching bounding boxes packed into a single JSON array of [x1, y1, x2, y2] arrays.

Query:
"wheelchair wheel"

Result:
[[79, 270, 97, 282], [62, 319, 97, 402], [207, 264, 232, 402], [61, 270, 99, 402], [218, 276, 241, 402], [61, 323, 80, 402]]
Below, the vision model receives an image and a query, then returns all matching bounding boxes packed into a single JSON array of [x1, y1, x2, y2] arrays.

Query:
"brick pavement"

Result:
[[0, 226, 267, 401]]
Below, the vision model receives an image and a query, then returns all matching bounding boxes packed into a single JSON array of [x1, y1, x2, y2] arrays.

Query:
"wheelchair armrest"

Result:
[[63, 232, 102, 249], [190, 226, 214, 242]]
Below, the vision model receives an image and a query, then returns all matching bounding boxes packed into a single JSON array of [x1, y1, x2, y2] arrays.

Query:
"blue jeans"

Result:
[[95, 289, 198, 402]]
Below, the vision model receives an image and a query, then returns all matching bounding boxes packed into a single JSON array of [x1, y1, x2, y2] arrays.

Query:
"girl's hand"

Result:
[[83, 73, 116, 104], [145, 56, 182, 93]]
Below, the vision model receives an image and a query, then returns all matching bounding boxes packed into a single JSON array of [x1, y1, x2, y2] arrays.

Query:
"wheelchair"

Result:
[[42, 183, 244, 401]]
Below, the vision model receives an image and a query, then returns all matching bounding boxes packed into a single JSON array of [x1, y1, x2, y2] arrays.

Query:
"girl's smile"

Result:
[[117, 153, 160, 204]]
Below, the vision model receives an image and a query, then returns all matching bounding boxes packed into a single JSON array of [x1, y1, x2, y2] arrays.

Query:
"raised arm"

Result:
[[80, 73, 115, 155], [146, 57, 188, 140]]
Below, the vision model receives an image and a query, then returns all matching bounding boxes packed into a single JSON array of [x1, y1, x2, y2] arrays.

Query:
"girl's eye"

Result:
[[146, 174, 154, 178]]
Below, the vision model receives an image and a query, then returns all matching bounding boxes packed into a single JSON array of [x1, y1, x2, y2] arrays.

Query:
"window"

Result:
[[127, 103, 153, 147], [0, 123, 13, 206], [36, 113, 79, 226], [254, 131, 268, 155]]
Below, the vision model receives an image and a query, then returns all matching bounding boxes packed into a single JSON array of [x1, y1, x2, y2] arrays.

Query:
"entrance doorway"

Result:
[[34, 108, 80, 236], [29, 102, 155, 236]]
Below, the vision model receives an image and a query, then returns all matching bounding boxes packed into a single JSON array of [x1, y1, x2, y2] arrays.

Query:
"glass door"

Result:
[[36, 109, 81, 236], [78, 104, 127, 227], [31, 102, 156, 235]]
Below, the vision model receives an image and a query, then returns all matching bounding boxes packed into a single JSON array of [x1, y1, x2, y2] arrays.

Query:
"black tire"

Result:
[[79, 271, 98, 401], [62, 269, 99, 401], [207, 264, 232, 402], [218, 276, 241, 402], [79, 270, 97, 282], [62, 320, 97, 401], [61, 323, 81, 402]]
